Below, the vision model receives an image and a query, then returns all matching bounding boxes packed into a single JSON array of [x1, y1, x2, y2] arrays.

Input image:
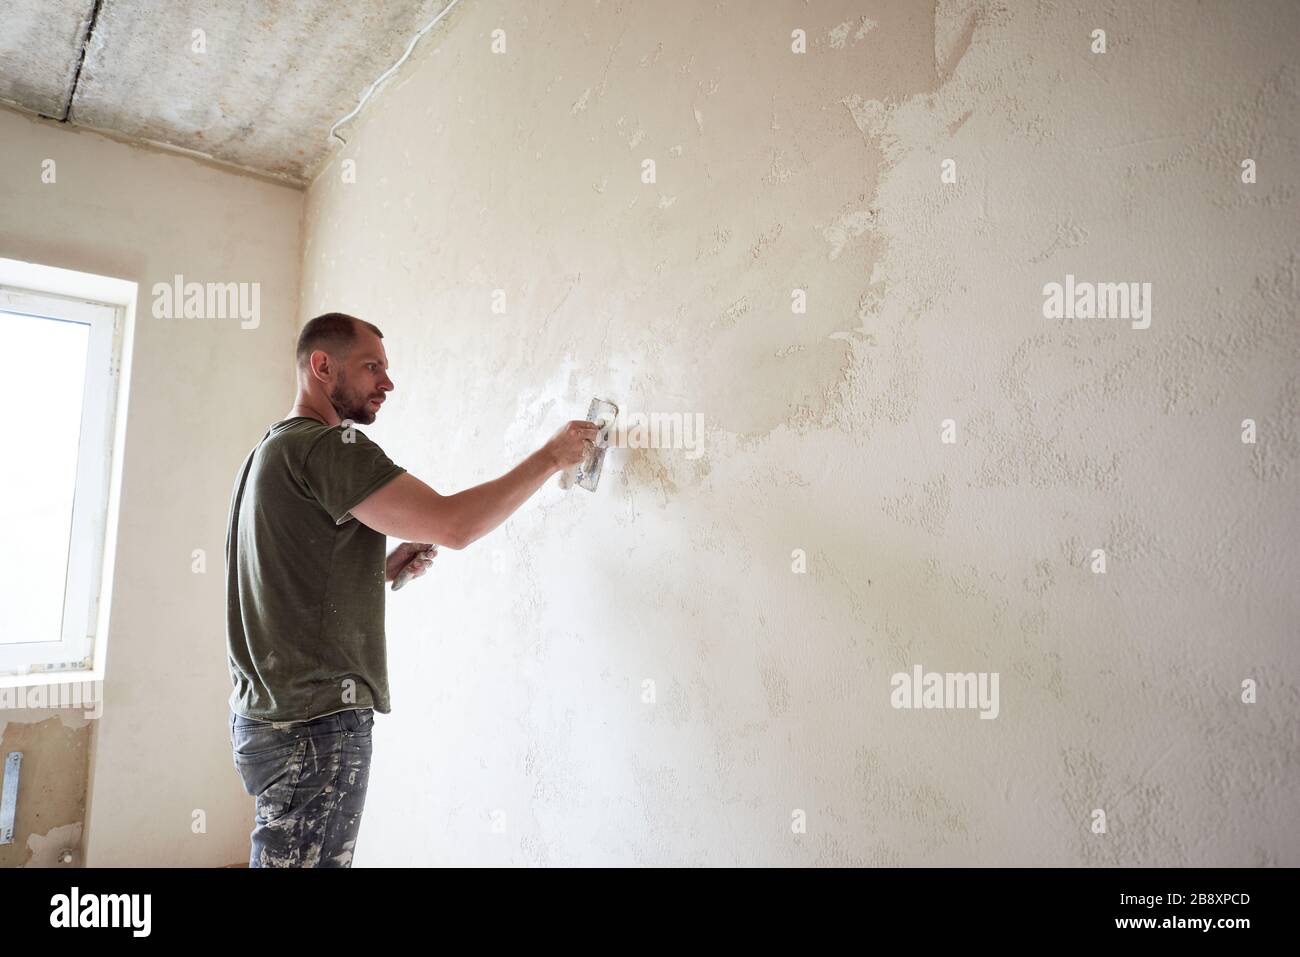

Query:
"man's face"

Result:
[[327, 328, 393, 426]]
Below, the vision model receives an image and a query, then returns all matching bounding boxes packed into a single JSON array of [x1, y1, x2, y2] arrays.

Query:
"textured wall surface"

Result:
[[0, 711, 90, 868], [301, 0, 1299, 865], [0, 108, 303, 866]]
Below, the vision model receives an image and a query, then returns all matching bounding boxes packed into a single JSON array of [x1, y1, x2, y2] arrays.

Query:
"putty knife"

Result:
[[559, 397, 618, 492]]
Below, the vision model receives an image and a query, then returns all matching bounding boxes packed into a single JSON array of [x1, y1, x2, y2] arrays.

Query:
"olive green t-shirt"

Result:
[[225, 417, 406, 722]]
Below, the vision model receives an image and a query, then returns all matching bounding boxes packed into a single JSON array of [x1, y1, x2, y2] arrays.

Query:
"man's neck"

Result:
[[287, 395, 338, 427]]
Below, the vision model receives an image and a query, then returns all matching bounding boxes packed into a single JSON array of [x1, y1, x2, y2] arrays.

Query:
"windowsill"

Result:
[[0, 667, 104, 691]]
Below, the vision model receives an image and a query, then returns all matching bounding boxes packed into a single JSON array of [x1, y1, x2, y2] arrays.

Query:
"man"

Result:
[[225, 312, 598, 867]]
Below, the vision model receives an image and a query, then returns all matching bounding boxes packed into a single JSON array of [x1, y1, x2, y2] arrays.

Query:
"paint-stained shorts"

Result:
[[229, 707, 373, 868]]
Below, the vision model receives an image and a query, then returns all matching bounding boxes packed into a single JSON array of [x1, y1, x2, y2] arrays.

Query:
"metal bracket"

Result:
[[0, 752, 21, 845]]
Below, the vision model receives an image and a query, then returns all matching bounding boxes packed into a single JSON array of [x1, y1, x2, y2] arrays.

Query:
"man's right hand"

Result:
[[545, 420, 603, 470]]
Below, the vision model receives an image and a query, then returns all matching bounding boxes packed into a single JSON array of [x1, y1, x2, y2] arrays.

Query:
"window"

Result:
[[0, 260, 133, 685]]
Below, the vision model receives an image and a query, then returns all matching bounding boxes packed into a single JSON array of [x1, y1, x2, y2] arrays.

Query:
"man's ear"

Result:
[[309, 349, 334, 382]]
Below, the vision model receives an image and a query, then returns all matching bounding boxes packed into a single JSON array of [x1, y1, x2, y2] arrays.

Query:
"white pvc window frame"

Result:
[[0, 258, 136, 688]]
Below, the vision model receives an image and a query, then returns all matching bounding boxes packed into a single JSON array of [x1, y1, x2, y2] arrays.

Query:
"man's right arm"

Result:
[[349, 420, 600, 549]]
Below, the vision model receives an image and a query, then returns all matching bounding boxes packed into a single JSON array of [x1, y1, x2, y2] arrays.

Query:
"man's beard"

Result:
[[329, 375, 375, 425]]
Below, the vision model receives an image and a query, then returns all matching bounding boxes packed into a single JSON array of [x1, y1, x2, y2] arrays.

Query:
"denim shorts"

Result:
[[229, 707, 374, 868]]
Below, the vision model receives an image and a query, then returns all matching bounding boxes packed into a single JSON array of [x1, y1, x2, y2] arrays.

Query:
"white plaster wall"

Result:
[[301, 0, 1299, 865], [0, 109, 303, 865]]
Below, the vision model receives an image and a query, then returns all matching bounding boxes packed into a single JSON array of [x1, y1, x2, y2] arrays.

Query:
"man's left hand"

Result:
[[386, 541, 438, 583]]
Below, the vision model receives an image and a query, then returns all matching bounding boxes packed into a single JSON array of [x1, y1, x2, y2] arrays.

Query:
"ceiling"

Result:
[[0, 0, 462, 186]]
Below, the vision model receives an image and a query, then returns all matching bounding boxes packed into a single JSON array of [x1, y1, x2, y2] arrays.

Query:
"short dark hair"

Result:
[[296, 312, 383, 370]]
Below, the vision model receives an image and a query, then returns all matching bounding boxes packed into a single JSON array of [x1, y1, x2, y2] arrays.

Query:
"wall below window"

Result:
[[0, 107, 303, 866]]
